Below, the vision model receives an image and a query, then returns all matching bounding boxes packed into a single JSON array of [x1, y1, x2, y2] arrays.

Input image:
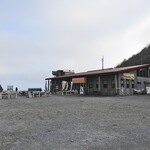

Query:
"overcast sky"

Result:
[[0, 0, 150, 90]]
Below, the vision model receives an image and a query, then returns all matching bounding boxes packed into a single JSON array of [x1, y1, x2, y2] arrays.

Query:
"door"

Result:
[[102, 78, 116, 96]]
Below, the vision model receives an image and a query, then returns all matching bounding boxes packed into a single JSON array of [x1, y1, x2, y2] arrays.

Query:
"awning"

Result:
[[72, 77, 86, 83]]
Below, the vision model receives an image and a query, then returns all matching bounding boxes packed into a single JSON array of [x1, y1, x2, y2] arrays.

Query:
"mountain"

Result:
[[117, 44, 150, 67]]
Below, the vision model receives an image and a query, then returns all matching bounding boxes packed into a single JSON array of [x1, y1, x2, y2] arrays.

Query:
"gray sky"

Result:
[[0, 0, 150, 90]]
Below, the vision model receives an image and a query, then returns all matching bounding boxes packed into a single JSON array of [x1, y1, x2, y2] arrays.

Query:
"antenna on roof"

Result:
[[102, 56, 104, 70]]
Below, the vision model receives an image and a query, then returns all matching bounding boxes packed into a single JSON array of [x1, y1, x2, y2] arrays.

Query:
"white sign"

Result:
[[146, 87, 150, 94], [123, 73, 135, 80], [7, 85, 13, 91], [80, 86, 84, 94]]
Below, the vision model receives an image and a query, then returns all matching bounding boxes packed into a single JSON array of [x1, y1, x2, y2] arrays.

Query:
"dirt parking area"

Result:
[[0, 95, 150, 150]]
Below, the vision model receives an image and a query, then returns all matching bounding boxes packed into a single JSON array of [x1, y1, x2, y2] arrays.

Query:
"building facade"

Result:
[[45, 64, 150, 96]]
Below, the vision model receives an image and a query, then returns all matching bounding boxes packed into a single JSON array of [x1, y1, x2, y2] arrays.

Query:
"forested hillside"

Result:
[[117, 44, 150, 67]]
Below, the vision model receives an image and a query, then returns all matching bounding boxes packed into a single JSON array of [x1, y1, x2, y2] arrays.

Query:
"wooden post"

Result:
[[115, 75, 118, 94]]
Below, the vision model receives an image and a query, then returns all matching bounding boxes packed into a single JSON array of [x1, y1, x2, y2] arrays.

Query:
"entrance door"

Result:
[[102, 78, 116, 96]]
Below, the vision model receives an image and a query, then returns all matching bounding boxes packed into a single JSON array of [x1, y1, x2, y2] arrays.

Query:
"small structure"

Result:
[[28, 88, 42, 98], [7, 85, 13, 91], [146, 87, 150, 94], [27, 88, 51, 98], [0, 91, 16, 99], [0, 85, 16, 99]]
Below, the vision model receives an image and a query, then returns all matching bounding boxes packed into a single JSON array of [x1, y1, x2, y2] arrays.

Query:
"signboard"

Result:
[[123, 73, 135, 80], [7, 85, 13, 91], [80, 86, 84, 94], [146, 87, 150, 94], [72, 77, 86, 83]]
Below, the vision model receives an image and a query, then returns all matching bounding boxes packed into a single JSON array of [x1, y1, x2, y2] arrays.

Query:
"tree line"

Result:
[[117, 44, 150, 67]]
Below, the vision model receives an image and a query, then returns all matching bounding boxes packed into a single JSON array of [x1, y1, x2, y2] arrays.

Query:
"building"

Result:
[[45, 64, 150, 96]]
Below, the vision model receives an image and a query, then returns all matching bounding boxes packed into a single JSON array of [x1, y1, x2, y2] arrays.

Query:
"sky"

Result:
[[0, 0, 150, 90]]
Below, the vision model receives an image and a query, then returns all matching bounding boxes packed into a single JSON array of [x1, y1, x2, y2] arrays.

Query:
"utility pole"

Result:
[[102, 56, 104, 70]]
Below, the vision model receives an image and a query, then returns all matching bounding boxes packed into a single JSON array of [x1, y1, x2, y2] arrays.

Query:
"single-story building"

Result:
[[45, 64, 150, 96]]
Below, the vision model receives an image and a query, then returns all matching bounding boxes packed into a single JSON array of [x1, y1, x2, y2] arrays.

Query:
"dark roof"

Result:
[[45, 64, 150, 80]]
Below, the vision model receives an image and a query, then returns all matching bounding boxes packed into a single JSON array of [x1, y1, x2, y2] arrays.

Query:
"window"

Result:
[[96, 79, 99, 89], [121, 79, 124, 87], [140, 69, 143, 77], [111, 79, 115, 88], [137, 69, 140, 76], [89, 81, 93, 88], [131, 80, 134, 88], [143, 69, 146, 77], [126, 80, 129, 88], [103, 80, 108, 88], [137, 68, 149, 77], [132, 84, 134, 88], [96, 84, 99, 89]]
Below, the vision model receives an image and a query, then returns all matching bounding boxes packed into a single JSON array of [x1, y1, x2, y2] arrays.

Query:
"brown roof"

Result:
[[45, 64, 150, 80]]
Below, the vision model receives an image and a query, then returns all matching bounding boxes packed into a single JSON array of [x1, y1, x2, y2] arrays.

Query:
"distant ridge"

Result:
[[117, 44, 150, 67]]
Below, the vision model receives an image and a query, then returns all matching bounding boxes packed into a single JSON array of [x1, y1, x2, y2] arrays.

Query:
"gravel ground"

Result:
[[0, 95, 150, 150]]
